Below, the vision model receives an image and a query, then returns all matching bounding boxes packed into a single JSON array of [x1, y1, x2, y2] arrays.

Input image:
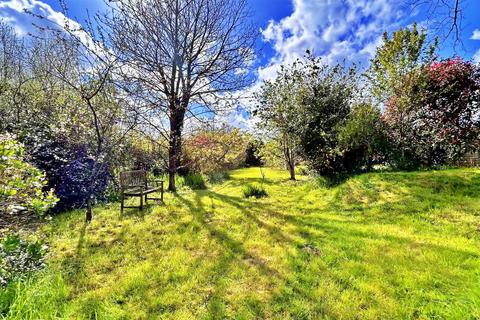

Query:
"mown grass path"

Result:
[[27, 168, 480, 319]]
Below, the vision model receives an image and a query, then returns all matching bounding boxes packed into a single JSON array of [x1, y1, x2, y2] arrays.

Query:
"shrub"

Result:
[[0, 234, 47, 287], [382, 58, 480, 168], [338, 103, 387, 172], [0, 134, 58, 215], [183, 126, 249, 173], [256, 139, 292, 169], [243, 184, 268, 198], [54, 154, 111, 211], [245, 140, 264, 167], [22, 129, 112, 211], [294, 59, 357, 178], [296, 166, 310, 176], [206, 171, 230, 184], [22, 130, 111, 212], [183, 173, 207, 190]]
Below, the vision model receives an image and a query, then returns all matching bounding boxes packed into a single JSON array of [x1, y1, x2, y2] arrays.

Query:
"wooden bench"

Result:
[[120, 170, 163, 213]]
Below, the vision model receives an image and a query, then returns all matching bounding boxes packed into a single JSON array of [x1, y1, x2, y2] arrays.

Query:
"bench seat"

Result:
[[123, 187, 162, 196], [120, 170, 164, 213]]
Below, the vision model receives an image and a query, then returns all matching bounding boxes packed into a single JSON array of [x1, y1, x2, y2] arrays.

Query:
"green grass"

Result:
[[4, 167, 480, 319], [243, 183, 268, 198]]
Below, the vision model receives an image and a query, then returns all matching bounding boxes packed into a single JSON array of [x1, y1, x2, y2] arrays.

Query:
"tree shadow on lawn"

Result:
[[176, 190, 374, 316], [199, 188, 480, 317], [174, 192, 282, 276], [56, 220, 88, 297], [206, 191, 299, 246], [58, 170, 480, 318], [226, 176, 294, 188], [173, 192, 317, 318], [266, 210, 479, 258], [206, 189, 479, 264]]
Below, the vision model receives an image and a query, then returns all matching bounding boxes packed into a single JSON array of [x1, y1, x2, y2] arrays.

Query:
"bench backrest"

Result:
[[120, 170, 147, 189]]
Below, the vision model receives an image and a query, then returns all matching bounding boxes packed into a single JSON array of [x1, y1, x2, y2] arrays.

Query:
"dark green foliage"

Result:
[[242, 184, 268, 198], [255, 53, 362, 178], [184, 173, 207, 190], [245, 141, 264, 167], [206, 171, 230, 184], [297, 63, 358, 178], [0, 234, 47, 287], [338, 103, 387, 171], [21, 128, 111, 212]]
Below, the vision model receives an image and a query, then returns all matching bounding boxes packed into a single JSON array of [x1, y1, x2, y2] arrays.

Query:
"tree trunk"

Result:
[[168, 104, 185, 192], [288, 161, 296, 180], [85, 200, 92, 223], [283, 137, 296, 181]]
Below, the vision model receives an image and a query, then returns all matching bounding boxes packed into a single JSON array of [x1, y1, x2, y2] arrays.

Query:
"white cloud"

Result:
[[471, 29, 480, 63], [471, 29, 480, 40], [0, 0, 112, 66], [235, 0, 409, 133], [258, 0, 406, 81], [0, 0, 72, 34], [474, 49, 480, 64]]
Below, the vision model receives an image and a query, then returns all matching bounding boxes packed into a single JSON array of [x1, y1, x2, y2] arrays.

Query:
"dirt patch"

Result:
[[0, 212, 45, 237]]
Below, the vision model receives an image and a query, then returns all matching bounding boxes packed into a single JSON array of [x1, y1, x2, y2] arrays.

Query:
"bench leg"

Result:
[[140, 192, 143, 210], [145, 193, 148, 205]]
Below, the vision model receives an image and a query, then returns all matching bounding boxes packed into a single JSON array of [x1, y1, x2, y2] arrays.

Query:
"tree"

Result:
[[0, 21, 28, 133], [255, 54, 360, 178], [407, 0, 465, 47], [99, 0, 257, 191], [422, 59, 480, 162], [183, 126, 249, 173], [26, 8, 139, 221], [366, 25, 438, 168], [365, 24, 437, 104], [256, 139, 288, 169], [254, 61, 307, 180], [384, 57, 480, 167], [297, 61, 358, 178], [338, 103, 387, 171]]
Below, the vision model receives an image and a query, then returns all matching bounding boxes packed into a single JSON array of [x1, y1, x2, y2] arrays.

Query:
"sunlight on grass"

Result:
[[6, 167, 480, 319]]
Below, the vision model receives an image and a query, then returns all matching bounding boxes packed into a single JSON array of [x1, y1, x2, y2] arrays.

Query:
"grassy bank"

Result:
[[2, 167, 480, 319]]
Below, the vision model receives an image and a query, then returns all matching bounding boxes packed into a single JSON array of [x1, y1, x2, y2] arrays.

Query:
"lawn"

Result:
[[5, 167, 480, 319]]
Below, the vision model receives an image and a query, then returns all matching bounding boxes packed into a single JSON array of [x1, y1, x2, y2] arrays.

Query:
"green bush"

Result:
[[206, 171, 230, 184], [184, 173, 207, 190], [0, 234, 47, 287], [0, 134, 58, 215], [296, 166, 310, 176], [243, 184, 268, 198]]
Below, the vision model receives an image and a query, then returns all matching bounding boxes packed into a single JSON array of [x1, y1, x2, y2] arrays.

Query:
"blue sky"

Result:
[[2, 0, 479, 68], [1, 0, 480, 128]]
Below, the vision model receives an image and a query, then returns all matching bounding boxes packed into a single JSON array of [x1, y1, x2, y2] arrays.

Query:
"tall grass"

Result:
[[242, 184, 268, 198], [183, 173, 207, 190], [0, 270, 67, 319]]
